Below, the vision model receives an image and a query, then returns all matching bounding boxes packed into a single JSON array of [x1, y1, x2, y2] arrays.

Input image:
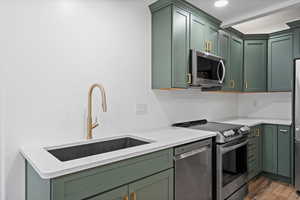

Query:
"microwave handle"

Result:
[[217, 60, 225, 83]]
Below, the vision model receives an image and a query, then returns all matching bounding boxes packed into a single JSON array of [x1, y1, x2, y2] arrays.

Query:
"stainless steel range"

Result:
[[173, 120, 250, 200]]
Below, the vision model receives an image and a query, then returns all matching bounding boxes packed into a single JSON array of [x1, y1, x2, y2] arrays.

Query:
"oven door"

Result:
[[190, 49, 225, 87], [217, 138, 248, 200]]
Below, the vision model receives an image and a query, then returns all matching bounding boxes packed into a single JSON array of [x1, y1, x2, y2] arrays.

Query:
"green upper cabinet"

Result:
[[219, 32, 243, 91], [150, 1, 221, 90], [244, 40, 267, 92], [172, 7, 190, 88], [206, 24, 219, 55], [262, 124, 278, 174], [230, 35, 244, 91], [268, 33, 293, 92], [277, 126, 291, 178], [151, 5, 172, 89], [219, 30, 231, 90], [294, 28, 300, 59], [190, 15, 219, 54], [190, 14, 206, 52], [151, 5, 190, 89]]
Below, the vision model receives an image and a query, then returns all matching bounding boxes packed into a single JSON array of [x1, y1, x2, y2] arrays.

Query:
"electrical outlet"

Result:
[[135, 104, 148, 115]]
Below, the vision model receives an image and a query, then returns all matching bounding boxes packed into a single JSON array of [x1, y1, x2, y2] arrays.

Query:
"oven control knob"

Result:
[[223, 130, 235, 137], [240, 126, 250, 134]]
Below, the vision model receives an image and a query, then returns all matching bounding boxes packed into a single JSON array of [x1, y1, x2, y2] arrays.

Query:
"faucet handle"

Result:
[[92, 117, 99, 129]]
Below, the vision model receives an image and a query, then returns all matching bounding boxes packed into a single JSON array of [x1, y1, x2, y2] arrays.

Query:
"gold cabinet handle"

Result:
[[123, 196, 129, 200], [255, 128, 260, 137], [205, 41, 208, 52], [187, 73, 192, 84], [230, 80, 235, 88], [245, 81, 248, 89], [130, 192, 137, 200]]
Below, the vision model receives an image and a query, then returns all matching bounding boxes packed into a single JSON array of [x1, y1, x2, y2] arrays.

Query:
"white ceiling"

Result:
[[186, 0, 300, 33], [186, 0, 286, 22], [233, 6, 300, 34]]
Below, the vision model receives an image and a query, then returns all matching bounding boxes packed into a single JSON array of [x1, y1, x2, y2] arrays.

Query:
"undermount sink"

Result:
[[47, 137, 151, 162]]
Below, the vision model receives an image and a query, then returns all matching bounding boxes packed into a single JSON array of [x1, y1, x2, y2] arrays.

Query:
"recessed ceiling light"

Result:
[[214, 0, 228, 7]]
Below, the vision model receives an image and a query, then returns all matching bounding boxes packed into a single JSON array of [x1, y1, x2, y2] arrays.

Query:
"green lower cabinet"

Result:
[[87, 186, 128, 200], [262, 125, 278, 174], [247, 125, 262, 181], [129, 169, 173, 200], [89, 169, 174, 200], [26, 149, 173, 200], [277, 126, 291, 178], [261, 124, 292, 182]]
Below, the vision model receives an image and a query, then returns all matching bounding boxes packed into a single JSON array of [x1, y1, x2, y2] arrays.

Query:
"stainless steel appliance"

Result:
[[173, 120, 250, 200], [189, 49, 225, 89], [174, 139, 212, 200], [294, 59, 300, 192]]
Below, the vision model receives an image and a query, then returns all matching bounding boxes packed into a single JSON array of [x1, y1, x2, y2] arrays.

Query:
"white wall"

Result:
[[238, 92, 292, 119], [0, 0, 238, 199]]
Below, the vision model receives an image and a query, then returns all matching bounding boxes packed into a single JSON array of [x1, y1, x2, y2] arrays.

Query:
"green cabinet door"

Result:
[[151, 6, 172, 89], [190, 14, 206, 52], [268, 34, 293, 92], [247, 126, 263, 181], [129, 169, 173, 200], [172, 6, 190, 88], [230, 35, 243, 91], [87, 186, 128, 200], [206, 24, 219, 55], [219, 31, 231, 90], [277, 125, 291, 178], [244, 40, 267, 92], [293, 28, 300, 59], [262, 125, 278, 174], [248, 127, 258, 180], [256, 126, 263, 174]]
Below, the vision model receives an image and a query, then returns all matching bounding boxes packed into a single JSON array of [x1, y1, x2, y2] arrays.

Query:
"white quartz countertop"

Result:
[[219, 118, 292, 127], [21, 127, 216, 179]]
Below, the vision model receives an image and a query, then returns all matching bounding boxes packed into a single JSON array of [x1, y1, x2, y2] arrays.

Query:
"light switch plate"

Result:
[[135, 104, 148, 115]]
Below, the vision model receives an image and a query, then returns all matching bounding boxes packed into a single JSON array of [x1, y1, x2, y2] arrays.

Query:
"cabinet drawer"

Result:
[[51, 149, 173, 200]]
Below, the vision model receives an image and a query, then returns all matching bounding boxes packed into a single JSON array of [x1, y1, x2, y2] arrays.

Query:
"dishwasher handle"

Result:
[[174, 146, 209, 161]]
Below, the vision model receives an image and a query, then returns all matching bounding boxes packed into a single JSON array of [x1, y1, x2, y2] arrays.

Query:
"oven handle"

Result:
[[220, 140, 248, 154], [217, 60, 226, 84]]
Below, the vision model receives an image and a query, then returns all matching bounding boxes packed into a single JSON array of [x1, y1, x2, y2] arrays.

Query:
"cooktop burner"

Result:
[[173, 119, 250, 143]]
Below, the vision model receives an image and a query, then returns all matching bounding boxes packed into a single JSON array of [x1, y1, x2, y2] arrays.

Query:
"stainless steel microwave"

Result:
[[189, 49, 225, 89]]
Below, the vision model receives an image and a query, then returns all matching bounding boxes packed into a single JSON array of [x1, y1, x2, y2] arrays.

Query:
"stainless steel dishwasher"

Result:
[[174, 139, 212, 200]]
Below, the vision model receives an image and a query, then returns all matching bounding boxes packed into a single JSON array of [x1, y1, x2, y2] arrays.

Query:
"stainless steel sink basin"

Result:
[[48, 137, 150, 162]]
